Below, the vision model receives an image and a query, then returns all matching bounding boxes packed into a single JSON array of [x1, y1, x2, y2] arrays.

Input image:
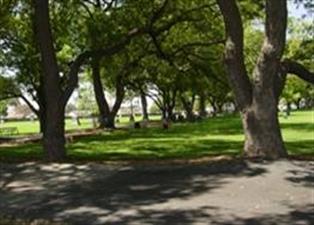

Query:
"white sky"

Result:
[[288, 1, 313, 20]]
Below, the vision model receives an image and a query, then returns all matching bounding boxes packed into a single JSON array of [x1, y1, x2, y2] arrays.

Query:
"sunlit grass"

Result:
[[0, 110, 313, 161], [0, 115, 162, 135]]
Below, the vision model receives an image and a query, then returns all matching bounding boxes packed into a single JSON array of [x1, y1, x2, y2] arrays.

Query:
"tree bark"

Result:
[[33, 0, 66, 161], [108, 78, 125, 128], [217, 0, 288, 159], [43, 108, 66, 160], [216, 0, 252, 110], [242, 0, 287, 158], [281, 59, 314, 84], [242, 101, 286, 159], [91, 57, 126, 129], [91, 57, 111, 127], [140, 90, 149, 120], [38, 109, 46, 134]]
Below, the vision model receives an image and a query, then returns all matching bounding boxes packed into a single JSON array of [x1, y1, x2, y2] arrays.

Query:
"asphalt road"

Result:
[[0, 160, 313, 225]]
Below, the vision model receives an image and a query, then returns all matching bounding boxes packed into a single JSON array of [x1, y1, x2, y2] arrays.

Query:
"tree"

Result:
[[0, 1, 86, 134], [142, 57, 179, 120], [216, 0, 314, 158], [193, 59, 232, 116], [32, 0, 106, 159], [140, 90, 149, 120], [33, 0, 70, 160], [93, 54, 142, 128], [83, 0, 192, 127], [0, 3, 45, 131], [0, 76, 19, 100], [32, 0, 147, 160]]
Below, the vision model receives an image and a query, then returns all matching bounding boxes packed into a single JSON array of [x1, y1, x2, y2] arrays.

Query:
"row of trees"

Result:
[[0, 0, 313, 160]]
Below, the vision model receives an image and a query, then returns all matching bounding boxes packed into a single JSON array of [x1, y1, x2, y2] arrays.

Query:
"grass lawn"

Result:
[[0, 115, 161, 135], [0, 110, 313, 162], [0, 119, 92, 134]]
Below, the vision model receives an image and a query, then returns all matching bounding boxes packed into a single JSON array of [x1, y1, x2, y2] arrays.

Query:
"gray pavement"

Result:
[[0, 160, 313, 225]]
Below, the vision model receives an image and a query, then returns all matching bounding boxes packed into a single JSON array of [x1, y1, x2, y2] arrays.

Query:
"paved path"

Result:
[[0, 160, 313, 225]]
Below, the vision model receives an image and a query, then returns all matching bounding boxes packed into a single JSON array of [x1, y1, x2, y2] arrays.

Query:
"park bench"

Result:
[[0, 127, 19, 136]]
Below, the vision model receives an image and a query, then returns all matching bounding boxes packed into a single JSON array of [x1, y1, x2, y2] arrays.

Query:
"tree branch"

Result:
[[216, 0, 252, 110], [62, 27, 147, 105], [253, 0, 287, 88], [171, 40, 225, 57], [62, 1, 213, 106], [20, 95, 40, 116], [281, 59, 314, 84], [149, 0, 169, 27]]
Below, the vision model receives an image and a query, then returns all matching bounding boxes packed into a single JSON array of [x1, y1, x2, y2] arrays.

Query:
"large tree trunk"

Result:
[[242, 97, 286, 158], [43, 108, 66, 160], [217, 0, 288, 159], [242, 0, 287, 158], [33, 0, 66, 160]]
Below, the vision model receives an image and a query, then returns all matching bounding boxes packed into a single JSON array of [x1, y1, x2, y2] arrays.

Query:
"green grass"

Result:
[[0, 110, 313, 162], [0, 119, 92, 135], [0, 115, 162, 135]]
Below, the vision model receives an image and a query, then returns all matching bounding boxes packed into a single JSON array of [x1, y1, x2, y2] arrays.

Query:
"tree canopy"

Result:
[[0, 0, 313, 160]]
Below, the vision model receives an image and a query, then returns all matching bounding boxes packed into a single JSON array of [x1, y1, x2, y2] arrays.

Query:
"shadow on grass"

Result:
[[0, 114, 313, 162], [286, 140, 314, 156], [68, 139, 242, 161], [0, 144, 43, 162], [280, 123, 314, 132], [1, 138, 312, 162]]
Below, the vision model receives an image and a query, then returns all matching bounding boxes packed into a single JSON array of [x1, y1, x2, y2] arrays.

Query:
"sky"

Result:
[[288, 1, 313, 20]]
